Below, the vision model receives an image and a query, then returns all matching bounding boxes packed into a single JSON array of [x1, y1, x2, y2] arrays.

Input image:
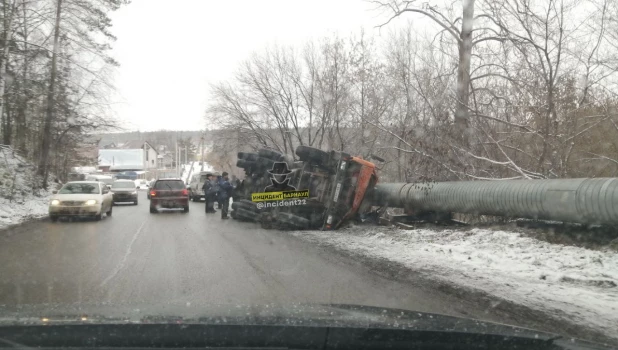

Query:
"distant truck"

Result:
[[115, 171, 138, 180], [231, 146, 378, 230]]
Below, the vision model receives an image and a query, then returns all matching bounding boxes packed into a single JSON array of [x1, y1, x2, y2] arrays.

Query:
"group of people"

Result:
[[201, 172, 237, 219]]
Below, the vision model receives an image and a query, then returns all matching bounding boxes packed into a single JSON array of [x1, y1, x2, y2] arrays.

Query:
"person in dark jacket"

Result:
[[218, 172, 234, 219], [202, 174, 216, 213]]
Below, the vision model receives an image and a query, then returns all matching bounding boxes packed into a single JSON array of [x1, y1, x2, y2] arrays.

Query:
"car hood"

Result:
[[52, 193, 101, 201], [0, 303, 589, 339], [0, 303, 610, 349]]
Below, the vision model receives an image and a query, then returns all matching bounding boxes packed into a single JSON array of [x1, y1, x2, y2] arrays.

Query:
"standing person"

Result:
[[218, 172, 233, 219], [202, 174, 216, 213], [213, 174, 221, 209]]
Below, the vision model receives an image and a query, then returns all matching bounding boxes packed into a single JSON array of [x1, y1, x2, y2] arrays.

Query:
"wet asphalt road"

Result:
[[0, 191, 475, 312], [0, 190, 576, 335]]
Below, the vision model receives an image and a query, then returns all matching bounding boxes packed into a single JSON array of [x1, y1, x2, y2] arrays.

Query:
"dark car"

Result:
[[110, 180, 138, 205], [149, 179, 189, 213]]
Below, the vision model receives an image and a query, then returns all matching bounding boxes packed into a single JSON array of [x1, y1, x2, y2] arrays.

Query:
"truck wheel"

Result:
[[236, 159, 257, 170], [234, 208, 257, 222], [238, 152, 259, 161], [232, 202, 256, 212], [258, 149, 284, 161], [150, 206, 158, 214], [50, 215, 59, 223], [290, 161, 304, 169], [238, 199, 260, 213], [277, 213, 310, 230], [256, 157, 275, 169], [296, 146, 329, 165]]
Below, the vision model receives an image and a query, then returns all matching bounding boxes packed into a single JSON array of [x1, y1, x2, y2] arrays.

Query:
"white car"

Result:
[[49, 181, 113, 222], [134, 179, 149, 190]]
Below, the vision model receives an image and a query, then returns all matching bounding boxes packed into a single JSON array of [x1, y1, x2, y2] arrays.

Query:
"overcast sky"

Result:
[[109, 0, 401, 132]]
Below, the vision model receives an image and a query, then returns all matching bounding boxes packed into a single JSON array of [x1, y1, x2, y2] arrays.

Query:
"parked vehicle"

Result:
[[115, 171, 138, 180], [149, 179, 189, 213], [188, 171, 219, 201], [49, 181, 113, 222], [67, 172, 87, 181], [85, 174, 114, 189], [111, 180, 138, 205]]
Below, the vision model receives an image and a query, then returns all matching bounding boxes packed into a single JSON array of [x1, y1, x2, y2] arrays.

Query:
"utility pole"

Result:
[[200, 133, 205, 171]]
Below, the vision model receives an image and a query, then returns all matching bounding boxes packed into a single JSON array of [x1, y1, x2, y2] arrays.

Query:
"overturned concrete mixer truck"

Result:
[[232, 146, 379, 230], [231, 146, 618, 230]]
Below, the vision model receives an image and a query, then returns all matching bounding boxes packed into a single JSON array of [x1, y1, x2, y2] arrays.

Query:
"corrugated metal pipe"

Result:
[[373, 178, 618, 226]]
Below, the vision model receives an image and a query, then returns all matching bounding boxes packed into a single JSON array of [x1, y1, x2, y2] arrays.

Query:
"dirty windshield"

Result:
[[0, 0, 617, 348]]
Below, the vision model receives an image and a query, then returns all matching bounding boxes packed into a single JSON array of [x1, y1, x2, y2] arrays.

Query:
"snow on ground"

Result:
[[0, 146, 53, 230], [290, 226, 618, 338]]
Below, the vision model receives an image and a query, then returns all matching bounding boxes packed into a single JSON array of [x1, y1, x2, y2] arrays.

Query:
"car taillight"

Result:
[[181, 189, 189, 196], [150, 190, 156, 197]]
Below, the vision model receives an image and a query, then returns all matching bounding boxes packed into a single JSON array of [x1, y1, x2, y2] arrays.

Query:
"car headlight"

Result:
[[85, 199, 97, 206], [131, 191, 137, 195], [50, 199, 60, 206]]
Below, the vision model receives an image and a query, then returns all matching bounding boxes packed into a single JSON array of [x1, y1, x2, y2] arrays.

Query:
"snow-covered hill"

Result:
[[0, 146, 56, 229]]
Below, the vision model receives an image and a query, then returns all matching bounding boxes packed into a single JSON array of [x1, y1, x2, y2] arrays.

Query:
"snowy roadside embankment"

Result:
[[0, 146, 53, 230], [290, 226, 618, 338]]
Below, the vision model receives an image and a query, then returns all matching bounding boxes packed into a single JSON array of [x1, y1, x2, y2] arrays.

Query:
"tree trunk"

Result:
[[0, 0, 16, 136], [455, 0, 475, 143], [3, 101, 12, 144], [16, 0, 29, 153], [38, 0, 63, 188]]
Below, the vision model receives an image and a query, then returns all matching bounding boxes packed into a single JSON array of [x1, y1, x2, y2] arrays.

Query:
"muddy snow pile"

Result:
[[0, 146, 54, 229], [291, 225, 618, 338]]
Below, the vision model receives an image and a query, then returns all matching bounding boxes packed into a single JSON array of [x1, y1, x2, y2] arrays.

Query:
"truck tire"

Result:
[[256, 156, 275, 169], [234, 208, 257, 222], [232, 201, 260, 213], [296, 146, 329, 164], [237, 159, 257, 170], [258, 149, 284, 161], [277, 212, 310, 230], [238, 152, 259, 161], [290, 161, 304, 169], [239, 199, 260, 213]]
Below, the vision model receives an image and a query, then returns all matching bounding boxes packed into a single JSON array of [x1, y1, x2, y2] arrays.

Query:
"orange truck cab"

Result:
[[321, 154, 378, 230]]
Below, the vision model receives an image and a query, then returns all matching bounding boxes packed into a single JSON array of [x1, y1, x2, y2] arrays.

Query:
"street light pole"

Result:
[[175, 140, 179, 176]]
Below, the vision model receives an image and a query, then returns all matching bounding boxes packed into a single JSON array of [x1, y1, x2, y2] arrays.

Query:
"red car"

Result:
[[149, 179, 190, 213]]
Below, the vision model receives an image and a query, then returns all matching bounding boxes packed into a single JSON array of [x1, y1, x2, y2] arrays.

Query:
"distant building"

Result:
[[157, 153, 174, 169], [98, 140, 158, 171]]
